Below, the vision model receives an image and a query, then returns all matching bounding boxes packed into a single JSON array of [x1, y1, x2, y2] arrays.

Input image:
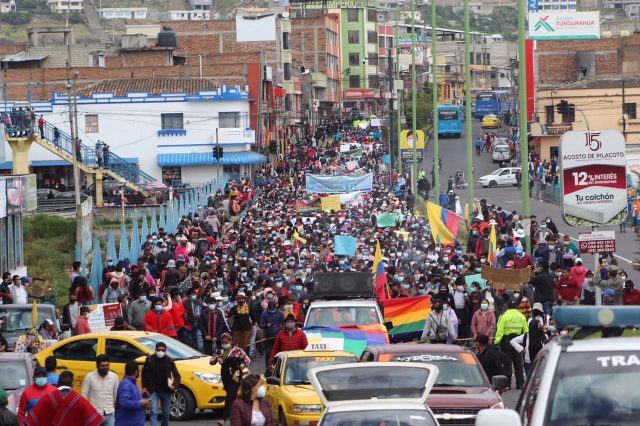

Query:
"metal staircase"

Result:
[[8, 122, 156, 197]]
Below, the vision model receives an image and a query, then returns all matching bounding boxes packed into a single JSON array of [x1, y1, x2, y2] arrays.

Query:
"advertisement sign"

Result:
[[578, 231, 616, 254], [0, 178, 6, 219], [343, 89, 378, 99], [400, 129, 425, 161], [87, 303, 122, 332], [529, 11, 600, 40], [5, 176, 27, 215], [26, 174, 37, 212], [306, 173, 373, 193], [528, 0, 538, 11], [560, 130, 627, 226], [395, 33, 431, 47]]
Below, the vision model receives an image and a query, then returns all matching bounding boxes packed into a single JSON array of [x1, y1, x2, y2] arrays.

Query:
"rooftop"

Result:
[[539, 76, 640, 91], [77, 78, 220, 97]]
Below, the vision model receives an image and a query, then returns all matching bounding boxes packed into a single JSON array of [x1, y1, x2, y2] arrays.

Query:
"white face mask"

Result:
[[156, 350, 166, 358], [256, 385, 266, 398]]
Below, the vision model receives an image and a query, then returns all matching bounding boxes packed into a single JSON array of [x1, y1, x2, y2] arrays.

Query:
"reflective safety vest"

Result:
[[495, 308, 528, 344]]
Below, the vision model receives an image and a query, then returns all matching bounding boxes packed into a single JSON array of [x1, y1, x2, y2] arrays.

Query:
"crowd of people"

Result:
[[1, 114, 639, 426]]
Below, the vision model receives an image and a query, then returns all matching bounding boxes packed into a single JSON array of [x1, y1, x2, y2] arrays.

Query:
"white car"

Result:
[[309, 362, 440, 426], [478, 167, 520, 188], [492, 145, 512, 163]]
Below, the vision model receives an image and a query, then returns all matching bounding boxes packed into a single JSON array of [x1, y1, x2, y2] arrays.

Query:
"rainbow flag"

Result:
[[426, 201, 463, 246], [382, 296, 431, 342], [304, 324, 389, 357], [373, 240, 388, 299]]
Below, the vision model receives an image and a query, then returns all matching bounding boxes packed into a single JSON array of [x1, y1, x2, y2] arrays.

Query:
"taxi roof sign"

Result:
[[555, 306, 640, 328], [305, 340, 343, 352]]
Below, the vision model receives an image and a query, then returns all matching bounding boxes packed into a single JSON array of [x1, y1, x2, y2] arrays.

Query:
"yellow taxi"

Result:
[[265, 350, 357, 426], [33, 331, 224, 421], [481, 114, 502, 129]]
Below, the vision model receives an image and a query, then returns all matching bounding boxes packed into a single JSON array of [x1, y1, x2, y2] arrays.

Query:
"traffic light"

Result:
[[212, 146, 224, 160]]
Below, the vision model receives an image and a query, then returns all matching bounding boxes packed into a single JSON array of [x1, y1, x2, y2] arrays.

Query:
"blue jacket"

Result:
[[115, 375, 145, 426], [259, 309, 285, 337]]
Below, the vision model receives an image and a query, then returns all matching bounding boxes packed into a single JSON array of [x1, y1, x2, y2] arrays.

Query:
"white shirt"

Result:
[[81, 370, 119, 415], [11, 285, 28, 304]]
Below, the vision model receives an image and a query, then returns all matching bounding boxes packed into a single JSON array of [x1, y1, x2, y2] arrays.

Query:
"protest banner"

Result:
[[87, 303, 122, 332], [321, 195, 342, 212], [480, 265, 531, 290], [334, 235, 358, 256], [306, 173, 373, 193]]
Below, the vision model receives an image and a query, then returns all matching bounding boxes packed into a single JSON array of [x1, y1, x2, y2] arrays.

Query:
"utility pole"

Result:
[[411, 0, 417, 196], [257, 50, 264, 153], [395, 8, 402, 172], [66, 19, 82, 252], [464, 0, 473, 220], [431, 0, 440, 195], [517, 0, 530, 251], [387, 46, 395, 170]]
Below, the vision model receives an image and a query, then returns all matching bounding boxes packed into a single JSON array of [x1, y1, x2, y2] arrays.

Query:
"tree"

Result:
[[404, 80, 434, 133]]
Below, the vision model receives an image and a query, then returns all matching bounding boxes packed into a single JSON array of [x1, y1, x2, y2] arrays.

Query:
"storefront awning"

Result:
[[157, 151, 267, 167]]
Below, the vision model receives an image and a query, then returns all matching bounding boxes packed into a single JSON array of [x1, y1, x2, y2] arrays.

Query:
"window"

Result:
[[368, 75, 379, 88], [545, 105, 555, 124], [106, 339, 146, 364], [161, 113, 183, 130], [378, 36, 385, 48], [349, 75, 361, 88], [367, 8, 377, 21], [518, 353, 548, 424], [624, 102, 637, 119], [367, 31, 378, 44], [53, 338, 98, 361], [347, 8, 359, 22], [273, 356, 284, 377], [348, 52, 360, 66], [367, 53, 378, 65], [223, 164, 240, 174], [284, 95, 292, 112], [85, 114, 98, 133], [219, 112, 240, 128], [348, 30, 359, 44], [284, 62, 291, 81], [282, 31, 290, 50]]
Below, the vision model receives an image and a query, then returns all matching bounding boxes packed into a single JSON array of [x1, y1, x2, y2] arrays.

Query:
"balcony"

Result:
[[531, 122, 573, 137]]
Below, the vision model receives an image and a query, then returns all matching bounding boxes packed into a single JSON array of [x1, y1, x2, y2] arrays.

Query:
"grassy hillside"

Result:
[[424, 6, 519, 40]]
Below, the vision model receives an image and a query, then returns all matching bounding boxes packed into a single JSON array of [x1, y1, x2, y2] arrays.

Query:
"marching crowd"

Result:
[[0, 115, 637, 426]]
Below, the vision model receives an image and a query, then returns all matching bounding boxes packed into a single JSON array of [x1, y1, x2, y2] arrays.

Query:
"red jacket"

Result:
[[75, 315, 92, 335], [269, 328, 308, 363], [556, 276, 581, 302], [623, 289, 640, 305], [143, 309, 177, 337], [170, 301, 186, 330]]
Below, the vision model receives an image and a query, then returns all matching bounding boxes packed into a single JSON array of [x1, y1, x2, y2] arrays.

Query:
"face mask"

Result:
[[276, 282, 283, 288], [256, 385, 267, 398], [156, 350, 166, 358], [475, 267, 482, 273], [548, 325, 556, 332], [455, 250, 462, 255], [555, 272, 562, 277], [139, 296, 147, 302], [208, 304, 217, 310], [190, 295, 197, 301], [620, 275, 627, 280], [256, 291, 263, 297], [457, 265, 464, 271], [401, 284, 410, 290], [154, 305, 163, 312], [586, 278, 593, 284], [514, 292, 520, 298], [418, 289, 426, 295], [285, 322, 295, 331], [221, 343, 231, 350], [443, 304, 450, 311], [305, 268, 312, 274], [241, 272, 247, 278], [35, 377, 48, 387], [456, 286, 464, 291], [294, 285, 303, 292], [481, 303, 489, 310], [266, 293, 274, 300], [222, 297, 229, 302]]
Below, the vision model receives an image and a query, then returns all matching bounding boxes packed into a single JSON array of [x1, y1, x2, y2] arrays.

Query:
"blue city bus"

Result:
[[437, 105, 462, 138], [474, 90, 509, 119]]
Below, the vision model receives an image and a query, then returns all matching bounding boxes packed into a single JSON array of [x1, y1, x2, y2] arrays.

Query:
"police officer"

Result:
[[494, 299, 528, 389]]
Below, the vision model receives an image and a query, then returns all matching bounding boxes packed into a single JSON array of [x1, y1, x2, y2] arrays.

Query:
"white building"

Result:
[[46, 0, 83, 13], [99, 7, 148, 20], [537, 0, 577, 9], [160, 10, 211, 21], [0, 0, 16, 13], [1, 79, 266, 186]]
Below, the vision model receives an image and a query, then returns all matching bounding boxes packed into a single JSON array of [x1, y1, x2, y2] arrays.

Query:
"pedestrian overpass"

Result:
[[4, 121, 158, 205]]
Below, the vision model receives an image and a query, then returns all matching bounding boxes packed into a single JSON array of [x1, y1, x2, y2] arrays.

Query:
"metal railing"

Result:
[[10, 120, 157, 186]]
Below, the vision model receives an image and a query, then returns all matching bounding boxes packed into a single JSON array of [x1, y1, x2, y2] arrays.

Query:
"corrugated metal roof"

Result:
[[77, 78, 220, 97], [157, 151, 267, 167], [540, 77, 640, 91], [1, 54, 47, 62]]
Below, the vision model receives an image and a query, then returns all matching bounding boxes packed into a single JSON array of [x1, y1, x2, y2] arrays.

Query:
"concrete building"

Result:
[[532, 77, 640, 161], [603, 0, 640, 18], [0, 0, 15, 13], [161, 10, 211, 21], [99, 8, 148, 20], [537, 0, 577, 10], [0, 79, 266, 186], [189, 0, 212, 10], [46, 0, 83, 13]]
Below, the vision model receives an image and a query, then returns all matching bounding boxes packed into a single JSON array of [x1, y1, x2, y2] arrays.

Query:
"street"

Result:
[[425, 119, 640, 284]]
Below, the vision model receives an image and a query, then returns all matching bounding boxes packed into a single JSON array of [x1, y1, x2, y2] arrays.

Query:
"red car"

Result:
[[360, 343, 507, 426]]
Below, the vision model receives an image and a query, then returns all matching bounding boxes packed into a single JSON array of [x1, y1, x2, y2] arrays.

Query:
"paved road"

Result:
[[424, 119, 640, 284]]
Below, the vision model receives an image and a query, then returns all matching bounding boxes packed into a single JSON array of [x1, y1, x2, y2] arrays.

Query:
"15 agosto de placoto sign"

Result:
[[560, 130, 627, 226]]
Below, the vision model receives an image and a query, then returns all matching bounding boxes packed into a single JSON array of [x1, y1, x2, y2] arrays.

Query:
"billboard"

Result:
[[400, 129, 425, 161], [395, 33, 431, 47], [235, 14, 276, 42], [529, 11, 600, 40], [560, 130, 627, 226]]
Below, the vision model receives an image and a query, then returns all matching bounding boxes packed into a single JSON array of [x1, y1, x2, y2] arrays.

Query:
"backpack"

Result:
[[430, 313, 449, 340]]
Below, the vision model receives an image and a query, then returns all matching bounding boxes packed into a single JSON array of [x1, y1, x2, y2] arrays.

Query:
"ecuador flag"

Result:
[[426, 201, 463, 246], [373, 240, 388, 300]]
